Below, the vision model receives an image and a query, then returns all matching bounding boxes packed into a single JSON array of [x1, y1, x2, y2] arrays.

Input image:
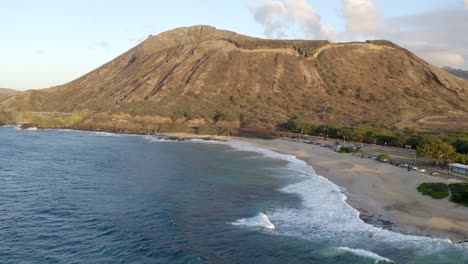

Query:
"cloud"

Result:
[[248, 0, 335, 39], [249, 0, 468, 69], [419, 51, 464, 68], [384, 8, 468, 68], [342, 0, 383, 35], [94, 41, 111, 50], [249, 0, 385, 40], [128, 36, 146, 43]]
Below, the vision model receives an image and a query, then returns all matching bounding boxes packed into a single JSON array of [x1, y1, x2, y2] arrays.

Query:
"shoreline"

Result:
[[5, 125, 468, 242], [238, 137, 468, 242]]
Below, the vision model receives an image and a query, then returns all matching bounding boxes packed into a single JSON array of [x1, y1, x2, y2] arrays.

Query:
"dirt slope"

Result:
[[1, 25, 467, 132]]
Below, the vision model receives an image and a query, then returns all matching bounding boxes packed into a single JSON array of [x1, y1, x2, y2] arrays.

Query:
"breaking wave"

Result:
[[336, 247, 394, 263], [143, 137, 462, 252], [232, 213, 275, 230]]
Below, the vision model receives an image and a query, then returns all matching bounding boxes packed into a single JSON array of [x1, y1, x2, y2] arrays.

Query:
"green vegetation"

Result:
[[280, 116, 468, 166], [416, 136, 457, 167], [417, 136, 468, 168], [339, 147, 351, 153], [417, 183, 449, 199], [378, 153, 390, 162], [197, 126, 221, 135], [213, 110, 238, 122], [448, 183, 468, 206], [417, 182, 468, 206], [54, 114, 83, 126]]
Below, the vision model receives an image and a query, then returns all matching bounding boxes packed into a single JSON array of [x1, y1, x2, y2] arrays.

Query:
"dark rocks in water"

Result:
[[19, 123, 36, 130], [358, 210, 395, 230]]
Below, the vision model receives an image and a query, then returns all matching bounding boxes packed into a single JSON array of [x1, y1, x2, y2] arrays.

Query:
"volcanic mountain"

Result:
[[443, 67, 468, 80], [0, 88, 19, 101], [1, 25, 467, 133]]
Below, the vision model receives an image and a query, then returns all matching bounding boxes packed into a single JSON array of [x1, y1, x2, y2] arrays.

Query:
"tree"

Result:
[[392, 134, 409, 148], [378, 153, 390, 162], [417, 136, 457, 168], [281, 116, 313, 134], [341, 127, 365, 142], [364, 131, 376, 144]]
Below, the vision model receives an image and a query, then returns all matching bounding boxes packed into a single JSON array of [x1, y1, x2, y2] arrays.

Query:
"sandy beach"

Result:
[[33, 128, 468, 242], [230, 137, 468, 242], [25, 127, 466, 242]]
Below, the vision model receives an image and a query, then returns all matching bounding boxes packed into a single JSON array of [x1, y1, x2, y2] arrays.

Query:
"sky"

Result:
[[1, 0, 467, 90]]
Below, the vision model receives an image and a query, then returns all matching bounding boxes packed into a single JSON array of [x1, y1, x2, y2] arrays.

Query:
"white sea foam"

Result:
[[232, 213, 275, 229], [267, 169, 455, 253], [40, 128, 131, 137], [227, 142, 464, 253], [142, 137, 462, 253], [12, 126, 124, 137], [336, 247, 394, 263], [90, 131, 123, 137], [67, 130, 123, 137], [7, 128, 466, 254], [143, 135, 174, 142]]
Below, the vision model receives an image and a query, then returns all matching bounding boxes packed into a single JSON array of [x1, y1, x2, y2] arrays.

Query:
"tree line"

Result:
[[280, 116, 468, 166]]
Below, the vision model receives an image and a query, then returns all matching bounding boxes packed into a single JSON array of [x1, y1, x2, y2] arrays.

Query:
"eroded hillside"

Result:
[[1, 26, 467, 133]]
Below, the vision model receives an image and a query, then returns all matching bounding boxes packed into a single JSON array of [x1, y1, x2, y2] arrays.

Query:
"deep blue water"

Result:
[[0, 126, 467, 263]]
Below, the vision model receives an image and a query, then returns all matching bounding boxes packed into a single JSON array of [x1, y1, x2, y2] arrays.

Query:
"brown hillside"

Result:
[[0, 88, 20, 101], [1, 25, 467, 132]]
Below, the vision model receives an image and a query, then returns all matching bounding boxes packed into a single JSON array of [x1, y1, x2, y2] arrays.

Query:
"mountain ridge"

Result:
[[1, 25, 467, 133], [0, 88, 20, 101], [443, 66, 468, 79]]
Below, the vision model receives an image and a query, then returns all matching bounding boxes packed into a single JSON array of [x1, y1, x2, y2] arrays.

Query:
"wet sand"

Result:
[[66, 129, 468, 242], [236, 137, 468, 242]]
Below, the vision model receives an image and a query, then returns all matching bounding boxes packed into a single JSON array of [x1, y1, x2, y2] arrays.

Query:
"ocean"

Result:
[[0, 125, 467, 263]]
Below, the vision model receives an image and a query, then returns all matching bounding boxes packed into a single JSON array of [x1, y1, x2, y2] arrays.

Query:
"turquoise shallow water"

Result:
[[0, 126, 467, 263]]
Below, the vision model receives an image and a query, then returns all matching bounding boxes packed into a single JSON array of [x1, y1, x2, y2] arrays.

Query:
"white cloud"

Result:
[[249, 0, 468, 68], [342, 0, 383, 35], [95, 41, 111, 50], [249, 1, 290, 38], [385, 8, 468, 68], [249, 0, 335, 39], [249, 0, 384, 40], [419, 51, 464, 68]]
